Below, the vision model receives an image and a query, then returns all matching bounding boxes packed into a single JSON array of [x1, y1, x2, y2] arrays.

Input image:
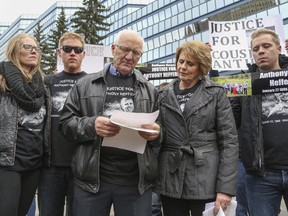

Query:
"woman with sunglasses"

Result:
[[0, 33, 50, 216]]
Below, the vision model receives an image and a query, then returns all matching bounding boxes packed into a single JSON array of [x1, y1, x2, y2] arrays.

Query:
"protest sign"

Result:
[[57, 44, 113, 73], [211, 73, 252, 97], [211, 69, 288, 96], [251, 69, 288, 95], [137, 63, 177, 80], [209, 15, 286, 71]]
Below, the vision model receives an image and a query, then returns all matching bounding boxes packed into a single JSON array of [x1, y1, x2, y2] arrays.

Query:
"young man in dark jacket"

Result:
[[230, 28, 288, 216], [38, 32, 87, 216]]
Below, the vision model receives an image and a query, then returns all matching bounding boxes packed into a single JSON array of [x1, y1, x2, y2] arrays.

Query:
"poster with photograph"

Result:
[[209, 15, 286, 71], [211, 69, 288, 96]]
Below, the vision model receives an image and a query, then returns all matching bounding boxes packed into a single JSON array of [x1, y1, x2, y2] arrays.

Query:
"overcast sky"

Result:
[[0, 0, 81, 23]]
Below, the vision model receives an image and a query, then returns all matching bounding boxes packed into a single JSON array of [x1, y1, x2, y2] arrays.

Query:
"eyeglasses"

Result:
[[115, 44, 143, 58], [22, 44, 41, 53], [61, 45, 84, 54]]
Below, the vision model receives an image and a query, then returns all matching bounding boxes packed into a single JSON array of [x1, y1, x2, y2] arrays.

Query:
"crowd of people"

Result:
[[221, 82, 249, 95], [0, 26, 287, 216]]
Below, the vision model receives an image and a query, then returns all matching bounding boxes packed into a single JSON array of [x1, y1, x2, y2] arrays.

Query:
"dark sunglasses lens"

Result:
[[74, 47, 84, 54], [62, 46, 83, 54], [62, 46, 73, 53]]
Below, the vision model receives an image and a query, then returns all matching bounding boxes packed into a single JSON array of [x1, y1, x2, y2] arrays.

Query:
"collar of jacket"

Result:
[[108, 64, 133, 77], [159, 78, 221, 100], [90, 66, 149, 84], [247, 54, 288, 72]]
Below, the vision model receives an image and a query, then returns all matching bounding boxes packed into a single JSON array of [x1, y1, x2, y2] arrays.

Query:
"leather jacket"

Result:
[[230, 54, 288, 175], [154, 79, 239, 199], [59, 68, 161, 194], [0, 84, 51, 167]]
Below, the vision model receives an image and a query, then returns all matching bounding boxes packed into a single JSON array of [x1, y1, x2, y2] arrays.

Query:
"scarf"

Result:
[[0, 61, 45, 112]]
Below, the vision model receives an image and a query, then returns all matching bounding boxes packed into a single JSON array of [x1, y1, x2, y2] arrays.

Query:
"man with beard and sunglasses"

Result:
[[38, 32, 87, 216]]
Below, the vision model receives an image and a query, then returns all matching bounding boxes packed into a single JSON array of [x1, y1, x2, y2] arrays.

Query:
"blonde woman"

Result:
[[0, 33, 50, 216]]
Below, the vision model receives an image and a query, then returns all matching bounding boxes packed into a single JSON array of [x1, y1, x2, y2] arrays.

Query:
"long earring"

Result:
[[199, 75, 202, 80]]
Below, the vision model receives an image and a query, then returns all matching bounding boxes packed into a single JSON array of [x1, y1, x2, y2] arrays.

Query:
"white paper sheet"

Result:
[[102, 110, 159, 154], [203, 200, 237, 216]]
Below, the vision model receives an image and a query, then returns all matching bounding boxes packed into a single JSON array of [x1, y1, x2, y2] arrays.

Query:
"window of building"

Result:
[[192, 6, 200, 19], [165, 17, 172, 29], [142, 19, 148, 28], [153, 48, 159, 59], [147, 50, 153, 61], [166, 43, 173, 56], [160, 45, 165, 56], [173, 15, 180, 27], [153, 37, 160, 47], [152, 0, 158, 10], [166, 32, 173, 43], [153, 23, 159, 34], [148, 16, 153, 26], [216, 0, 224, 9], [165, 7, 172, 18], [199, 3, 208, 16], [171, 4, 178, 16], [147, 4, 153, 14], [159, 20, 165, 32], [141, 28, 147, 38], [178, 2, 185, 13], [159, 35, 166, 46], [172, 29, 179, 41], [159, 10, 165, 22], [148, 39, 154, 50], [184, 0, 192, 9], [147, 25, 153, 36], [137, 21, 142, 30], [153, 13, 159, 23], [183, 8, 192, 21], [158, 0, 164, 8], [177, 12, 185, 24], [193, 0, 200, 7], [207, 0, 216, 11]]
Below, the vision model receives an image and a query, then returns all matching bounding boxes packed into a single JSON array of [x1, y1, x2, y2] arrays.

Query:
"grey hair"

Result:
[[114, 29, 144, 47]]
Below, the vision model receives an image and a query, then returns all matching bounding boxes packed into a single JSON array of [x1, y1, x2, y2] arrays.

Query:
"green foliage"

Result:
[[33, 2, 112, 73], [47, 7, 69, 73], [71, 0, 112, 44], [33, 23, 49, 74]]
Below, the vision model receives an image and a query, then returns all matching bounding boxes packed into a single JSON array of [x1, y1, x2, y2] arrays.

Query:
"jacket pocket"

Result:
[[71, 143, 99, 183]]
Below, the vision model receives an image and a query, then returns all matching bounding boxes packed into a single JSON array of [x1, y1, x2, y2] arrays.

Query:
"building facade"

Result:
[[0, 0, 83, 61], [1, 0, 288, 85]]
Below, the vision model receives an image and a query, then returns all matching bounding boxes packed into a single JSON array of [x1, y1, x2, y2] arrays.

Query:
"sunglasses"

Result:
[[61, 45, 84, 54], [22, 44, 41, 53]]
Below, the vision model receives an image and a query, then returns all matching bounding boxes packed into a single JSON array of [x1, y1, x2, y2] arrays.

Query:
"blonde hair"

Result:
[[58, 32, 85, 47], [251, 28, 280, 47], [175, 40, 212, 77], [0, 33, 42, 91]]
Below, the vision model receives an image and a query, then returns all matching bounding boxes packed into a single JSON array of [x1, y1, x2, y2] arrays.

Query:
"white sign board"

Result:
[[57, 44, 113, 73], [209, 15, 286, 71]]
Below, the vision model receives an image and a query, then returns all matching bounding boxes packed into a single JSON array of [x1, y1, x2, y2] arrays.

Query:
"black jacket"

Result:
[[59, 68, 161, 194], [0, 84, 51, 167], [230, 54, 288, 175]]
